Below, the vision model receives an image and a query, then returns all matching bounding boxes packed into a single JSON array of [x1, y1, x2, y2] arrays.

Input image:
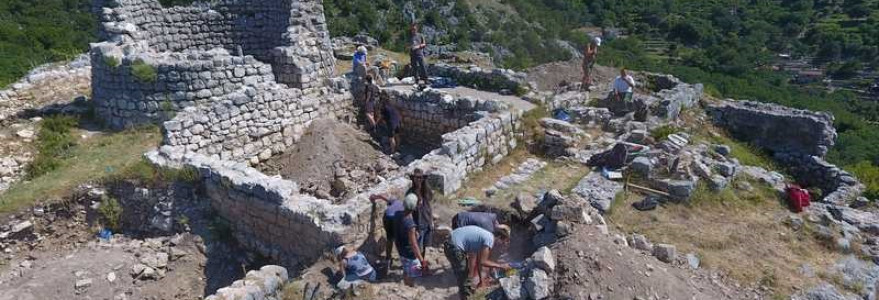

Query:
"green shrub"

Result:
[[849, 161, 879, 200], [98, 195, 123, 231], [131, 60, 157, 83], [26, 115, 79, 178], [103, 55, 120, 68], [650, 125, 680, 141]]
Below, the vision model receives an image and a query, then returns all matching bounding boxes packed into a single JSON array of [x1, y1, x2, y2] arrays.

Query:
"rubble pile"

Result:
[[539, 118, 590, 158]]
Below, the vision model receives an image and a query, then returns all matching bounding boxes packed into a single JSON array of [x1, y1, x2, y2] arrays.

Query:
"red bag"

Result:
[[786, 185, 811, 213]]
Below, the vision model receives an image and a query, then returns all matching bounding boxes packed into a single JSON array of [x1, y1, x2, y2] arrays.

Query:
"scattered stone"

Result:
[[525, 268, 553, 300], [716, 162, 738, 177], [631, 234, 652, 252], [500, 275, 524, 300], [653, 244, 677, 263], [514, 192, 538, 216], [10, 220, 33, 234], [531, 247, 556, 272], [708, 175, 728, 191], [15, 129, 34, 139], [630, 157, 652, 178], [686, 253, 700, 269], [714, 144, 731, 156], [107, 272, 117, 283], [75, 278, 93, 290], [573, 172, 624, 213]]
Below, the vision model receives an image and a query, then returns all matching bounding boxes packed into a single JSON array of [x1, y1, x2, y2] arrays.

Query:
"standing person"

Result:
[[334, 245, 377, 288], [409, 23, 429, 84], [380, 100, 403, 154], [408, 169, 434, 253], [612, 68, 637, 102], [362, 75, 380, 131], [354, 46, 386, 86], [451, 211, 510, 235], [395, 194, 429, 286], [582, 36, 601, 90], [444, 225, 512, 299], [370, 193, 404, 272]]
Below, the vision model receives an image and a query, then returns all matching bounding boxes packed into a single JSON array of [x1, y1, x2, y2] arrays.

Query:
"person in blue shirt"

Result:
[[395, 194, 428, 286], [380, 101, 403, 154], [334, 245, 377, 285]]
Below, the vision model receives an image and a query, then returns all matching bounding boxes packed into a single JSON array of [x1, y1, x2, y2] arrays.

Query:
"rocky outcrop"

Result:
[[706, 100, 836, 157]]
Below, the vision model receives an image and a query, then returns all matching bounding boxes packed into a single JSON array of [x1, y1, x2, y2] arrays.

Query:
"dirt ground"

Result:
[[552, 223, 757, 300], [525, 60, 619, 92], [259, 119, 403, 200], [608, 180, 843, 298]]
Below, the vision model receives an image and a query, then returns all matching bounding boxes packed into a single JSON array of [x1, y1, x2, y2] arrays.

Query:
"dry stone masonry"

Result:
[[706, 100, 862, 203], [91, 0, 335, 129], [204, 265, 289, 300]]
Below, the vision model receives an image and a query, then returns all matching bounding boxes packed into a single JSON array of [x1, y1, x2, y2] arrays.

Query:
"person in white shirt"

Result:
[[612, 68, 636, 102]]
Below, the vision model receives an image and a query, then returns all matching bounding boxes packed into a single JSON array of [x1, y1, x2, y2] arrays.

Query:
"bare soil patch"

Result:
[[259, 119, 403, 200]]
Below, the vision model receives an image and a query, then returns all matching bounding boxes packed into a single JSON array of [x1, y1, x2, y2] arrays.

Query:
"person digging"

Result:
[[444, 225, 512, 299], [395, 193, 429, 286], [334, 244, 377, 291], [451, 211, 510, 235], [369, 193, 404, 275]]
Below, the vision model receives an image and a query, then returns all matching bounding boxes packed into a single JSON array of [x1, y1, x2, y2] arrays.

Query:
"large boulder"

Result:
[[531, 247, 556, 273]]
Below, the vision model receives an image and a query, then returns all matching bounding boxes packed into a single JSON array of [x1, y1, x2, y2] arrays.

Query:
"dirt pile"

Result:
[[260, 119, 400, 200]]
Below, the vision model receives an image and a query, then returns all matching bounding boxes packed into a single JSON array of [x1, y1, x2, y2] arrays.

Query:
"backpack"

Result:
[[786, 185, 811, 213]]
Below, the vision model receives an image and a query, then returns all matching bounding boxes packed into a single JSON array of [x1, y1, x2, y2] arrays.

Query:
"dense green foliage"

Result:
[[0, 0, 95, 87], [26, 115, 79, 179]]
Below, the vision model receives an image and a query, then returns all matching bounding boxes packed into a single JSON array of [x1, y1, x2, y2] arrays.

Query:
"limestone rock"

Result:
[[653, 244, 677, 263], [531, 247, 556, 273], [525, 268, 553, 300], [500, 275, 524, 300]]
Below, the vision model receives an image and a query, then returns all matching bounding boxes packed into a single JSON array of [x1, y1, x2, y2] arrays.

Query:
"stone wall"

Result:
[[91, 0, 335, 128], [204, 265, 289, 300], [706, 99, 861, 203], [706, 100, 836, 157], [161, 83, 352, 164], [593, 73, 703, 120], [147, 84, 524, 271], [428, 64, 528, 95]]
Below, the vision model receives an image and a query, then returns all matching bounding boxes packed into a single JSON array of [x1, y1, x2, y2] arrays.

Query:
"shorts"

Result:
[[385, 124, 401, 138], [382, 216, 395, 243], [345, 270, 377, 283], [401, 257, 423, 278], [583, 58, 595, 71]]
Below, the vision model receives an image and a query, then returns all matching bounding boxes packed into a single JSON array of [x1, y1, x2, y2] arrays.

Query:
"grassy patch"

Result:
[[649, 124, 680, 141], [609, 178, 841, 296], [849, 161, 879, 200], [0, 126, 162, 214], [131, 59, 157, 83], [26, 115, 79, 178]]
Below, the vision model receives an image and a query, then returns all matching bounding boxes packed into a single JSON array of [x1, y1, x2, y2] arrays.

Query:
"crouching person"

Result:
[[444, 225, 512, 299], [334, 245, 376, 290]]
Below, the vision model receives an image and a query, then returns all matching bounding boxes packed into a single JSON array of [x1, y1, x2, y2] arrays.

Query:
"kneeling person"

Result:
[[444, 225, 511, 299], [334, 245, 376, 290]]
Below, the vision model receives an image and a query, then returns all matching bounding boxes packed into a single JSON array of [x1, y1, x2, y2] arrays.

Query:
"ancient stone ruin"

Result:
[[90, 0, 336, 129], [707, 100, 863, 204]]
